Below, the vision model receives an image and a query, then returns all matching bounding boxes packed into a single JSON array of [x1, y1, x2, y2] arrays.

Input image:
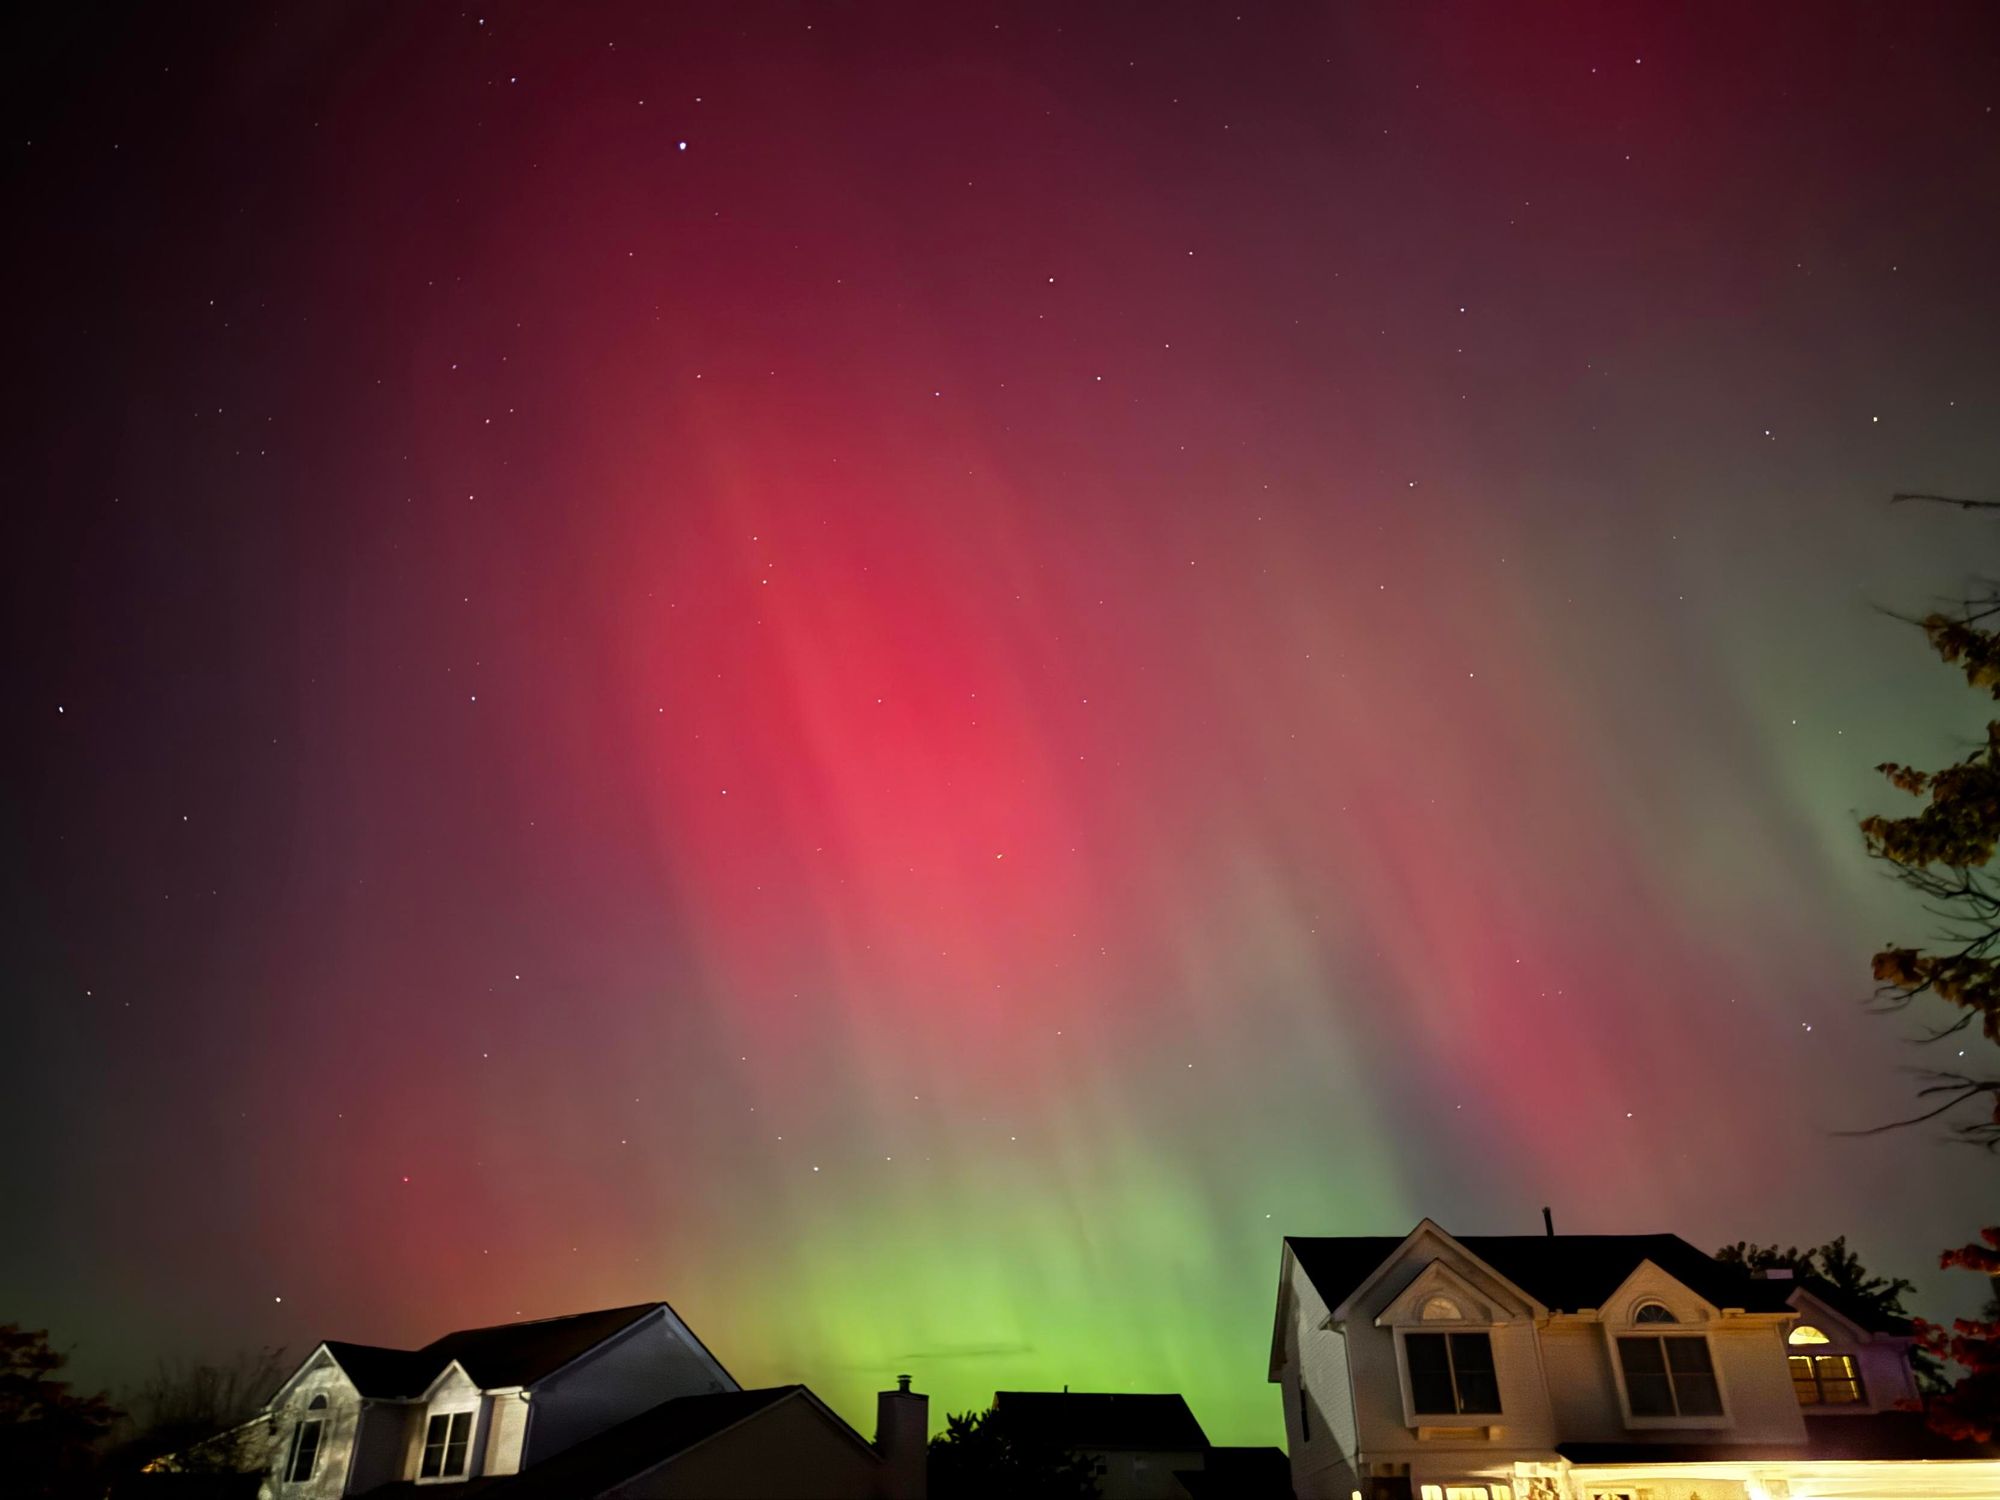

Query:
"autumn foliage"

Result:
[[1863, 559, 2000, 1445], [1908, 1229, 2000, 1443]]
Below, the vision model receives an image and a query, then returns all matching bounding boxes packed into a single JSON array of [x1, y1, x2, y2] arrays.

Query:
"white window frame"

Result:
[[415, 1402, 482, 1484], [1605, 1323, 1732, 1429], [1395, 1325, 1503, 1422], [284, 1413, 323, 1483]]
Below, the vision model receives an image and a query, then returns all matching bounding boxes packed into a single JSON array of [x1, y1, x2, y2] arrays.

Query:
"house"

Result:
[[988, 1391, 1292, 1500], [1268, 1217, 2000, 1500], [215, 1302, 924, 1498]]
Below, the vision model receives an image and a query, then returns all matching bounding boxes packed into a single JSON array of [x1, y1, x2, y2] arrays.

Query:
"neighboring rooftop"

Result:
[[993, 1391, 1210, 1451], [323, 1303, 669, 1398], [1793, 1273, 1915, 1336], [369, 1388, 811, 1498], [1286, 1230, 1798, 1316]]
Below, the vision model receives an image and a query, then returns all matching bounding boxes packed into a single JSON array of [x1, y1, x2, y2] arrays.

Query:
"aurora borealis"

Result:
[[7, 0, 2000, 1450]]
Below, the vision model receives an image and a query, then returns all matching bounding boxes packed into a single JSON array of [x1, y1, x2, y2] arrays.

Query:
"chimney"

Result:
[[1542, 1206, 1554, 1237], [876, 1374, 927, 1500]]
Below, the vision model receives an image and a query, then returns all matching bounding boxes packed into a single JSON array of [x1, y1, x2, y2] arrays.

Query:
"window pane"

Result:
[[288, 1420, 322, 1481], [1618, 1336, 1666, 1376], [1406, 1334, 1458, 1414], [1635, 1303, 1677, 1323], [1664, 1338, 1715, 1376], [1790, 1355, 1821, 1404], [1618, 1338, 1674, 1416], [1673, 1371, 1724, 1416], [1817, 1356, 1862, 1404], [1450, 1333, 1501, 1414], [443, 1410, 474, 1475], [420, 1414, 449, 1478]]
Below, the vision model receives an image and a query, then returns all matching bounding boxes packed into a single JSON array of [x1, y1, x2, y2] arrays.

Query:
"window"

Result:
[[285, 1418, 322, 1482], [1405, 1331, 1501, 1415], [1421, 1295, 1464, 1321], [1297, 1378, 1311, 1441], [1792, 1352, 1864, 1405], [1633, 1301, 1678, 1324], [419, 1411, 475, 1479], [1789, 1324, 1830, 1345], [1617, 1335, 1722, 1417]]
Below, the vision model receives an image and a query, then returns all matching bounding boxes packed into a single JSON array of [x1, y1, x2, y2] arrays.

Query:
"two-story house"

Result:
[[210, 1301, 925, 1498], [1268, 1218, 2000, 1500]]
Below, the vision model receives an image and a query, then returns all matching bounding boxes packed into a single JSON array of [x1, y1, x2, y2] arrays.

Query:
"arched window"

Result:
[[1634, 1302, 1678, 1324], [1788, 1325, 1830, 1345], [307, 1394, 328, 1410], [1421, 1296, 1463, 1322]]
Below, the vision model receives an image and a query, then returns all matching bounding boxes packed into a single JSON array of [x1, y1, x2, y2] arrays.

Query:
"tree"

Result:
[[1859, 496, 2000, 1441], [104, 1346, 288, 1480], [1714, 1237, 1942, 1390], [1858, 519, 2000, 1145], [1913, 1229, 2000, 1443], [928, 1406, 1102, 1500], [0, 1324, 119, 1499]]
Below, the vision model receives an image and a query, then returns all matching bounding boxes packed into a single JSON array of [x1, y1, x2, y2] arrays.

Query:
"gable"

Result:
[[1375, 1256, 1530, 1327], [268, 1344, 362, 1409], [1597, 1258, 1724, 1327], [1330, 1221, 1547, 1324]]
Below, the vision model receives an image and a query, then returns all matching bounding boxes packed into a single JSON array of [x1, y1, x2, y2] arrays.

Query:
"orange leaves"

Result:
[[1922, 614, 2000, 698]]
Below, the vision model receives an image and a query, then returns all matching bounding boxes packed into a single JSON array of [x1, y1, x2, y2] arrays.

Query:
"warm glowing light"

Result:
[[1789, 1324, 1830, 1344]]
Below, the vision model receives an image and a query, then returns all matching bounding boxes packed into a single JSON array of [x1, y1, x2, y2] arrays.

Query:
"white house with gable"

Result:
[[1268, 1217, 1999, 1500], [177, 1300, 926, 1498]]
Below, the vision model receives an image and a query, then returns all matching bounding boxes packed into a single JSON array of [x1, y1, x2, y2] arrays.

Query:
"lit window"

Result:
[[1791, 1352, 1864, 1405], [1788, 1324, 1830, 1345], [1633, 1301, 1678, 1324], [1422, 1295, 1464, 1321], [1617, 1335, 1722, 1417], [420, 1411, 475, 1478], [1405, 1331, 1501, 1415], [285, 1418, 322, 1482]]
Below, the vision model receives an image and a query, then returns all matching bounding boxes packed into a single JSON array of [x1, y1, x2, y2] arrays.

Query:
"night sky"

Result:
[[7, 1, 2000, 1449]]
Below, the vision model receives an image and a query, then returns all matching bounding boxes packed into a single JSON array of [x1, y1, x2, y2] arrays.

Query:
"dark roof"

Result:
[[322, 1341, 434, 1399], [1803, 1411, 2000, 1461], [1559, 1440, 1807, 1464], [993, 1391, 1209, 1451], [1286, 1231, 1796, 1316], [1563, 1416, 2000, 1465], [1792, 1274, 1915, 1336], [322, 1304, 666, 1398], [420, 1303, 665, 1388], [1176, 1446, 1295, 1499], [367, 1387, 866, 1498]]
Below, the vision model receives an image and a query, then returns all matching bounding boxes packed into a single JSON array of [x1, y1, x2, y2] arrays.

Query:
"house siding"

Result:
[[257, 1354, 361, 1500], [483, 1390, 531, 1475], [346, 1403, 414, 1494], [1282, 1256, 1362, 1500]]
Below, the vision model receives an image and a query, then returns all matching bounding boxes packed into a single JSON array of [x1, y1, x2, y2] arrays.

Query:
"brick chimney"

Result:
[[875, 1373, 927, 1500]]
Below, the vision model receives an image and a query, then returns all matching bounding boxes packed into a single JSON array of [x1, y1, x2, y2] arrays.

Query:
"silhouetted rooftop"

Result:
[[993, 1390, 1210, 1451], [1287, 1231, 1798, 1316], [323, 1303, 667, 1397]]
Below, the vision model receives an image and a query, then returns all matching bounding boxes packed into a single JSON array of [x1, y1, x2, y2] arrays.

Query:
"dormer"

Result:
[[1377, 1257, 1537, 1435], [1784, 1282, 1919, 1414], [411, 1360, 485, 1482], [1596, 1261, 1730, 1429]]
